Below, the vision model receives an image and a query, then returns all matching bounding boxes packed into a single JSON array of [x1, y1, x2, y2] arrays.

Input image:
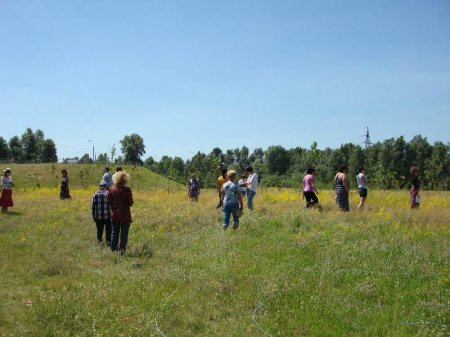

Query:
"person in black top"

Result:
[[409, 166, 420, 209]]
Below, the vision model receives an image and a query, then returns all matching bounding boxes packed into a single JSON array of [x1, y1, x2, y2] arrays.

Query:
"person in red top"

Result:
[[108, 171, 134, 254]]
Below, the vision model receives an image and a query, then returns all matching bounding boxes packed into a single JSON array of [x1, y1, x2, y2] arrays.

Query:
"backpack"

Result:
[[189, 179, 200, 195]]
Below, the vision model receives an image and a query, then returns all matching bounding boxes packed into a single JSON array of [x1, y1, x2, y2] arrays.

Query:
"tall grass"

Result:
[[0, 188, 448, 336]]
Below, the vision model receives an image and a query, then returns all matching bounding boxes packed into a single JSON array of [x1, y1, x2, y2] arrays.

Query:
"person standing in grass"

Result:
[[244, 166, 258, 211], [216, 169, 229, 209], [108, 171, 134, 254], [188, 173, 200, 202], [238, 174, 247, 199], [1, 168, 14, 213], [335, 164, 349, 211], [409, 166, 421, 209], [91, 183, 112, 246], [356, 166, 368, 211], [60, 169, 71, 200], [221, 170, 244, 230], [303, 168, 320, 209], [100, 166, 113, 189]]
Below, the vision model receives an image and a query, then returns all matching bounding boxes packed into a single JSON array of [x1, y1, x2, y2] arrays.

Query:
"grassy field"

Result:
[[0, 187, 448, 337], [2, 163, 183, 191]]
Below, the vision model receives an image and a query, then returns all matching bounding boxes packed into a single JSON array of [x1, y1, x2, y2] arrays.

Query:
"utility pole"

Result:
[[89, 140, 95, 162]]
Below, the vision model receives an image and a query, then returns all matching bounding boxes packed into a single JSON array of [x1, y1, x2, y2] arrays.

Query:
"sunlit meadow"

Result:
[[0, 187, 448, 337]]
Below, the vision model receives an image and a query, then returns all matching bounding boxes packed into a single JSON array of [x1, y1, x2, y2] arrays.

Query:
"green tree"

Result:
[[120, 134, 146, 164], [425, 142, 449, 190], [348, 145, 365, 178], [252, 158, 265, 181], [0, 137, 9, 160], [109, 144, 117, 163], [171, 156, 185, 182], [265, 145, 290, 175], [406, 135, 432, 178], [304, 141, 322, 168], [249, 147, 264, 164], [185, 152, 208, 178], [157, 156, 173, 176], [236, 146, 250, 172], [79, 154, 91, 164], [21, 128, 39, 162], [144, 156, 157, 171], [9, 136, 23, 161], [96, 153, 108, 164], [40, 139, 58, 162]]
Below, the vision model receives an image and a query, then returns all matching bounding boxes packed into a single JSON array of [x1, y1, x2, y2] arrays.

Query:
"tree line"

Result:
[[145, 136, 449, 191], [1, 130, 448, 190], [0, 128, 57, 163]]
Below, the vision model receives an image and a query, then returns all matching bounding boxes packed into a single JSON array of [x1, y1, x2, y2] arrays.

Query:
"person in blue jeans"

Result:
[[244, 166, 258, 211], [108, 171, 134, 254], [221, 170, 244, 230]]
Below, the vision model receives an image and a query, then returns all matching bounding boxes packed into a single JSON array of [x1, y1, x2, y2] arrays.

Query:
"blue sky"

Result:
[[1, 0, 449, 161]]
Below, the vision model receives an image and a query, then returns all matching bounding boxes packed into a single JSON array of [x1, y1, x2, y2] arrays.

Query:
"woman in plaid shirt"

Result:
[[108, 171, 134, 254]]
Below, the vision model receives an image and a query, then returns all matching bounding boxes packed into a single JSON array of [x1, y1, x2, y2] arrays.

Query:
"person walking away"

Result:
[[216, 169, 229, 208], [335, 165, 349, 211], [356, 167, 368, 211], [244, 166, 258, 211], [108, 171, 134, 254], [60, 169, 71, 200], [221, 170, 244, 230], [303, 168, 320, 209], [91, 183, 112, 246], [409, 166, 421, 209], [238, 174, 247, 199], [100, 167, 113, 189], [1, 168, 14, 213], [188, 174, 200, 202], [112, 167, 123, 185]]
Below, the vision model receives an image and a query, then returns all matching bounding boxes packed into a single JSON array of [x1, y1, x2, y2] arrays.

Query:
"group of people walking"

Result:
[[91, 167, 134, 254], [53, 166, 134, 254], [302, 165, 420, 212], [305, 165, 369, 212]]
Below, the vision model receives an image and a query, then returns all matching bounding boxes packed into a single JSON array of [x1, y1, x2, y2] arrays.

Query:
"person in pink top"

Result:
[[303, 168, 320, 209]]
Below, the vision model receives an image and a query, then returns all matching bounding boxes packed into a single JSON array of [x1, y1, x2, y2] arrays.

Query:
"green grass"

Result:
[[0, 188, 448, 336], [3, 163, 183, 191]]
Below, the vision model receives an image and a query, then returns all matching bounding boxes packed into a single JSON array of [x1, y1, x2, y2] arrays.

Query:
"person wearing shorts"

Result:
[[303, 168, 319, 208], [356, 167, 368, 211]]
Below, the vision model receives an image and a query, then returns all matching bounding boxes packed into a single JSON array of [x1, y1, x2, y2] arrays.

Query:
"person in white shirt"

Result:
[[1, 168, 14, 213], [356, 166, 368, 211], [244, 166, 258, 210]]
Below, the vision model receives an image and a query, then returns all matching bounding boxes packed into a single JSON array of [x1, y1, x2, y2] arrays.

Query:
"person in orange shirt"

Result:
[[216, 169, 229, 209]]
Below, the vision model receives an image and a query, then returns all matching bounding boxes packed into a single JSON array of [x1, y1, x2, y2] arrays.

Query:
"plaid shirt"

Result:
[[108, 185, 133, 225], [91, 189, 111, 220]]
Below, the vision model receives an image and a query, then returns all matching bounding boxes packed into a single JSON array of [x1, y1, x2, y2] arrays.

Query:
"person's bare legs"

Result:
[[357, 197, 366, 211]]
